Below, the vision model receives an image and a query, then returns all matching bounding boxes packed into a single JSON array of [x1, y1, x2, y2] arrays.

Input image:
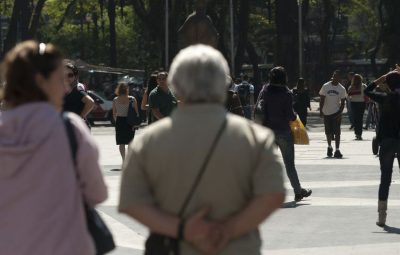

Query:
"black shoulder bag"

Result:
[[145, 118, 227, 255], [63, 113, 116, 255], [127, 97, 142, 127]]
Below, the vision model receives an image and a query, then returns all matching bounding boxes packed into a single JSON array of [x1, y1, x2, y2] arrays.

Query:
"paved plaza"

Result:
[[92, 109, 400, 255]]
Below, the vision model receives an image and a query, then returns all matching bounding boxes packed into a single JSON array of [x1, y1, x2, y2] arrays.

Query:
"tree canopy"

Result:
[[0, 0, 398, 89]]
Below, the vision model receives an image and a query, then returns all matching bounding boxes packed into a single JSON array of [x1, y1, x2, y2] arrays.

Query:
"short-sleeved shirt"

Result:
[[63, 86, 88, 115], [319, 81, 347, 115], [119, 104, 285, 255], [148, 86, 177, 120], [348, 84, 367, 102]]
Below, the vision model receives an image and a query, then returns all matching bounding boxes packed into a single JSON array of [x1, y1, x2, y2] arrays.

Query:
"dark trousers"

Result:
[[378, 138, 400, 201], [275, 132, 302, 194], [351, 102, 365, 137], [297, 108, 308, 126], [347, 100, 354, 126]]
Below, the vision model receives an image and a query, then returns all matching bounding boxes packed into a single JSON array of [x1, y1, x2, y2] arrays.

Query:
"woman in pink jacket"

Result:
[[0, 41, 107, 255]]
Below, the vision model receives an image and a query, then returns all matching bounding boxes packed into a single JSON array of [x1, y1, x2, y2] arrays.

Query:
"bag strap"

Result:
[[178, 118, 227, 217], [63, 112, 78, 167]]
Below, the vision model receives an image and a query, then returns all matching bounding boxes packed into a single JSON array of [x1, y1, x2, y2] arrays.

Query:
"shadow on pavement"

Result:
[[110, 169, 121, 171], [383, 225, 400, 234], [282, 201, 311, 209], [322, 157, 348, 160]]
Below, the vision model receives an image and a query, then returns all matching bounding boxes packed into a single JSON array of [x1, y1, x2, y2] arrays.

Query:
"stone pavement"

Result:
[[91, 113, 400, 255]]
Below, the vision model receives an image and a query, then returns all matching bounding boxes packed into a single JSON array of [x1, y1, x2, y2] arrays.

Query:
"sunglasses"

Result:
[[157, 76, 167, 80]]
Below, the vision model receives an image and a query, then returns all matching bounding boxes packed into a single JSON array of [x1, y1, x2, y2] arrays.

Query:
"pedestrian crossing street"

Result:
[[93, 128, 400, 255]]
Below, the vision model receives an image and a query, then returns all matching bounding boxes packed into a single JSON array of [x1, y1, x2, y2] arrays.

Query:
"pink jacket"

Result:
[[0, 103, 107, 255]]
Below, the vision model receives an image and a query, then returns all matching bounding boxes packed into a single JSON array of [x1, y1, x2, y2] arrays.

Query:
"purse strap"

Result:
[[63, 113, 78, 168], [178, 118, 227, 217]]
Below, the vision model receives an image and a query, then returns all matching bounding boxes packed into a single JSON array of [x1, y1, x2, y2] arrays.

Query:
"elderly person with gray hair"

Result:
[[119, 45, 285, 255]]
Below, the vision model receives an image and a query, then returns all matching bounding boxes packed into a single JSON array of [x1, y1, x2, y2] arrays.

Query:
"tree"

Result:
[[3, 0, 47, 53], [381, 0, 400, 69], [107, 0, 117, 66], [319, 0, 335, 82], [234, 0, 250, 76], [275, 0, 298, 84]]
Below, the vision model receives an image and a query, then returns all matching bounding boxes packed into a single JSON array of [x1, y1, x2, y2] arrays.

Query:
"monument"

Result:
[[178, 0, 219, 49]]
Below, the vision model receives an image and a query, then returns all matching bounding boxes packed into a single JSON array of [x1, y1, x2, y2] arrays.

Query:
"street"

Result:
[[92, 110, 400, 255]]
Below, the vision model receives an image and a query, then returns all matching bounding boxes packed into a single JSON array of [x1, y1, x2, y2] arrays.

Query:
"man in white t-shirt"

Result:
[[319, 70, 347, 158]]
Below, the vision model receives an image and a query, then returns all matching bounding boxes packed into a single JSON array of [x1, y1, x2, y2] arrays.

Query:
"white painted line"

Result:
[[262, 242, 400, 255]]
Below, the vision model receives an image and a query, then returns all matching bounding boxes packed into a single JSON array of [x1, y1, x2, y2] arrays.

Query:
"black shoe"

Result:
[[349, 125, 354, 130], [334, 150, 343, 158], [327, 147, 333, 157], [363, 126, 368, 130], [295, 189, 312, 202], [356, 135, 363, 140]]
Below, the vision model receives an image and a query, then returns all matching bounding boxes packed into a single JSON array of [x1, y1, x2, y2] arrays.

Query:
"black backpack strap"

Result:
[[62, 112, 78, 167]]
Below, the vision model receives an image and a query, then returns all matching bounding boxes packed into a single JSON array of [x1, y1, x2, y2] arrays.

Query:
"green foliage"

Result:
[[0, 0, 398, 75]]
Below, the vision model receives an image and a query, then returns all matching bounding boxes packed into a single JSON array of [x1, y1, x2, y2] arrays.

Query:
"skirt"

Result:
[[115, 116, 135, 145]]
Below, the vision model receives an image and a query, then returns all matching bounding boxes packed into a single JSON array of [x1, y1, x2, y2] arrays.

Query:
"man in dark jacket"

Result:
[[262, 66, 312, 202]]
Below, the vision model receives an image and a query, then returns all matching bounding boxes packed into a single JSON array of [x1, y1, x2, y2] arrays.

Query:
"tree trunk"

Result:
[[79, 0, 85, 59], [382, 0, 400, 69], [107, 0, 117, 66], [4, 0, 23, 53], [275, 0, 298, 85], [234, 0, 250, 77], [246, 42, 261, 97], [19, 0, 32, 40], [371, 0, 383, 76], [56, 0, 78, 32], [29, 0, 47, 38], [319, 0, 334, 83]]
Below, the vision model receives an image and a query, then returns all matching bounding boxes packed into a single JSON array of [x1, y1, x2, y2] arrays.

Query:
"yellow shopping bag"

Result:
[[289, 116, 309, 145]]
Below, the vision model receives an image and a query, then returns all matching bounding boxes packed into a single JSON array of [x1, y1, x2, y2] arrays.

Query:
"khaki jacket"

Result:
[[119, 104, 284, 255]]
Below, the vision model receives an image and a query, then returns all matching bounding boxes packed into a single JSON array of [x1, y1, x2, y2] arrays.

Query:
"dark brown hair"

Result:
[[0, 40, 63, 108], [115, 82, 129, 96], [64, 61, 79, 76], [269, 66, 287, 85]]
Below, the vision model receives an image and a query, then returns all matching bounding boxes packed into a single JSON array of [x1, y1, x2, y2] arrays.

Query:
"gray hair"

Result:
[[168, 44, 230, 104]]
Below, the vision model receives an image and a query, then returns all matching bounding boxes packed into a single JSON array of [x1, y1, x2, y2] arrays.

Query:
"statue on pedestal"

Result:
[[178, 0, 219, 49]]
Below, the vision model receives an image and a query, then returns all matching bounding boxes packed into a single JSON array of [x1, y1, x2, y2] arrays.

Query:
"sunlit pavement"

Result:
[[92, 110, 400, 255]]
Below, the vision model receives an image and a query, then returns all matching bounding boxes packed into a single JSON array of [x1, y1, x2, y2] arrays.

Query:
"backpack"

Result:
[[236, 83, 251, 106], [253, 85, 267, 124]]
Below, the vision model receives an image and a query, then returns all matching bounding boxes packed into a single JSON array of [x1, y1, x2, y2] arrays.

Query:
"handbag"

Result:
[[145, 118, 228, 255], [289, 115, 309, 145], [127, 97, 142, 127], [63, 113, 116, 255]]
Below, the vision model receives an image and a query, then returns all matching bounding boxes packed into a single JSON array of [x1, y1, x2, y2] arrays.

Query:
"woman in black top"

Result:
[[293, 78, 311, 126], [364, 70, 400, 227]]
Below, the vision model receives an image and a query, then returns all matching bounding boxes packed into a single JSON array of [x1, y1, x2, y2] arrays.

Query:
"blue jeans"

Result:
[[243, 105, 252, 120], [378, 138, 400, 201], [275, 132, 302, 194]]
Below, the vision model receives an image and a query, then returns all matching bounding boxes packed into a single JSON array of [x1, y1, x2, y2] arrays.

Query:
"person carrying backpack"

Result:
[[235, 75, 254, 119], [365, 68, 400, 227]]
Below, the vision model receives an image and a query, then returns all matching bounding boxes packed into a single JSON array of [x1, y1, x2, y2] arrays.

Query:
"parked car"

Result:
[[87, 90, 114, 125]]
